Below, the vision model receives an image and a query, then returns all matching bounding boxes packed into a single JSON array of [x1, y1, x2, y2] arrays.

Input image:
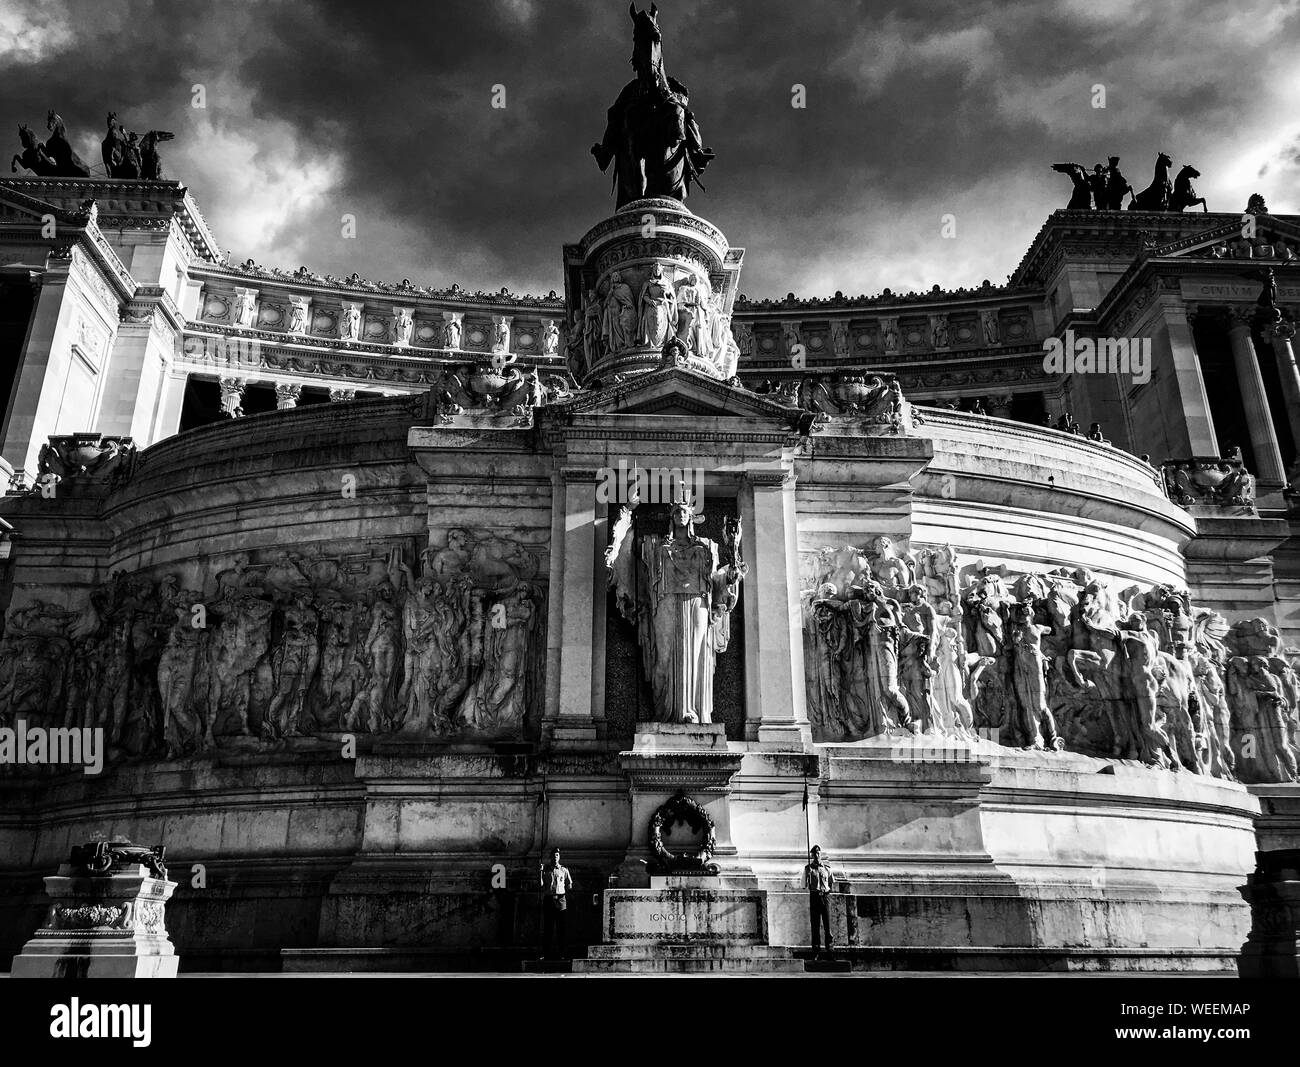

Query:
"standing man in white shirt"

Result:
[[803, 845, 836, 957], [539, 847, 574, 960]]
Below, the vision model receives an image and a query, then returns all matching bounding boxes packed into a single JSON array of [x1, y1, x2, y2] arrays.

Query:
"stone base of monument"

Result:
[[10, 851, 178, 979], [572, 875, 802, 973], [1237, 847, 1300, 979]]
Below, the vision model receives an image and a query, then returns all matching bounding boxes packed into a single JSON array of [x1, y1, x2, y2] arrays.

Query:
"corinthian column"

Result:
[[275, 382, 302, 410], [218, 377, 246, 418], [1265, 317, 1300, 451], [1227, 311, 1285, 486]]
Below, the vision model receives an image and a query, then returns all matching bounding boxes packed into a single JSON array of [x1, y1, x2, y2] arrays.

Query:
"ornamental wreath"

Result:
[[648, 791, 719, 873]]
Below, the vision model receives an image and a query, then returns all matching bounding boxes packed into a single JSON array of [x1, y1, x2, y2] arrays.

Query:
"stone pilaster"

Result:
[[151, 368, 188, 441], [328, 386, 356, 403], [1228, 311, 1286, 488], [741, 469, 811, 748], [542, 465, 601, 746]]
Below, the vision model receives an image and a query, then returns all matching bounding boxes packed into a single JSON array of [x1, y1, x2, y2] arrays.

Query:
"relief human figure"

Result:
[[812, 587, 875, 738], [582, 290, 603, 368], [397, 562, 433, 721], [1007, 600, 1063, 751], [1227, 656, 1300, 783], [898, 630, 933, 730], [867, 535, 912, 594], [62, 636, 101, 732], [833, 323, 850, 359], [899, 585, 940, 731], [1118, 614, 1179, 768], [1153, 632, 1205, 774], [233, 290, 257, 328], [0, 635, 66, 724], [156, 591, 207, 756], [849, 580, 913, 734], [458, 584, 538, 733], [315, 599, 361, 730], [1192, 651, 1235, 780], [340, 304, 362, 341], [444, 316, 462, 350], [265, 592, 320, 740], [931, 617, 976, 736], [606, 489, 745, 724], [429, 572, 475, 726], [807, 583, 849, 739], [541, 319, 560, 356], [675, 275, 709, 356], [709, 288, 730, 361], [1066, 582, 1136, 758], [361, 581, 402, 732], [206, 590, 273, 739], [637, 264, 677, 348], [427, 528, 471, 588], [963, 577, 1008, 720], [603, 271, 637, 353]]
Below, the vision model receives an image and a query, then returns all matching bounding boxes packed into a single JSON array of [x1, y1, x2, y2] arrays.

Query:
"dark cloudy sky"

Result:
[[4, 0, 1298, 299]]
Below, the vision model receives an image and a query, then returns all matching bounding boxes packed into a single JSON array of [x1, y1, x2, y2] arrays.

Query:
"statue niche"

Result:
[[606, 487, 745, 725]]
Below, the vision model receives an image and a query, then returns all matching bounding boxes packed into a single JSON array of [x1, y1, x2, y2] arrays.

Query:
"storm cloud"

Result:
[[4, 0, 1298, 298]]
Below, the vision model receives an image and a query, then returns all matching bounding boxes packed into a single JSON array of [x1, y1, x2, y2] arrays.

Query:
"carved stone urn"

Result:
[[10, 840, 179, 978]]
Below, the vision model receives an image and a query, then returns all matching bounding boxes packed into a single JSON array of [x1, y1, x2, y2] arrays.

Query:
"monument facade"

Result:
[[1, 6, 1298, 973]]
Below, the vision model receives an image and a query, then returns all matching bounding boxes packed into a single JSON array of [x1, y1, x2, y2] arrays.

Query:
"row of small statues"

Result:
[[0, 536, 544, 762], [11, 110, 172, 180], [803, 541, 1300, 783], [225, 291, 564, 357], [1053, 153, 1206, 212], [731, 309, 1005, 361], [575, 266, 735, 373]]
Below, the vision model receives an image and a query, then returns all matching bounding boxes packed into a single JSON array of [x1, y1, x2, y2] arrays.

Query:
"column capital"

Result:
[[275, 382, 302, 409], [1228, 306, 1255, 330], [218, 377, 246, 419]]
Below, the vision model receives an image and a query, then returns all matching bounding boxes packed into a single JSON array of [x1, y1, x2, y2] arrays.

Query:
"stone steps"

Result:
[[573, 943, 805, 973]]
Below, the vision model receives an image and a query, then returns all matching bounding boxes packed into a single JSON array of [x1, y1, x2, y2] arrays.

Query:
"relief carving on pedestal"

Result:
[[799, 541, 1300, 780], [0, 536, 547, 766]]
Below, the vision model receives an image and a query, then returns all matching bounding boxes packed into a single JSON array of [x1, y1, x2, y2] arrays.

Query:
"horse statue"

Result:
[[11, 124, 58, 175], [43, 111, 91, 176], [1129, 151, 1172, 211], [140, 130, 174, 180], [591, 4, 716, 208], [1168, 164, 1207, 213], [1051, 162, 1093, 209]]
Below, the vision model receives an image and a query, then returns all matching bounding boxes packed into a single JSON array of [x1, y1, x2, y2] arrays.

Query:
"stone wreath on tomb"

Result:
[[648, 791, 719, 875]]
